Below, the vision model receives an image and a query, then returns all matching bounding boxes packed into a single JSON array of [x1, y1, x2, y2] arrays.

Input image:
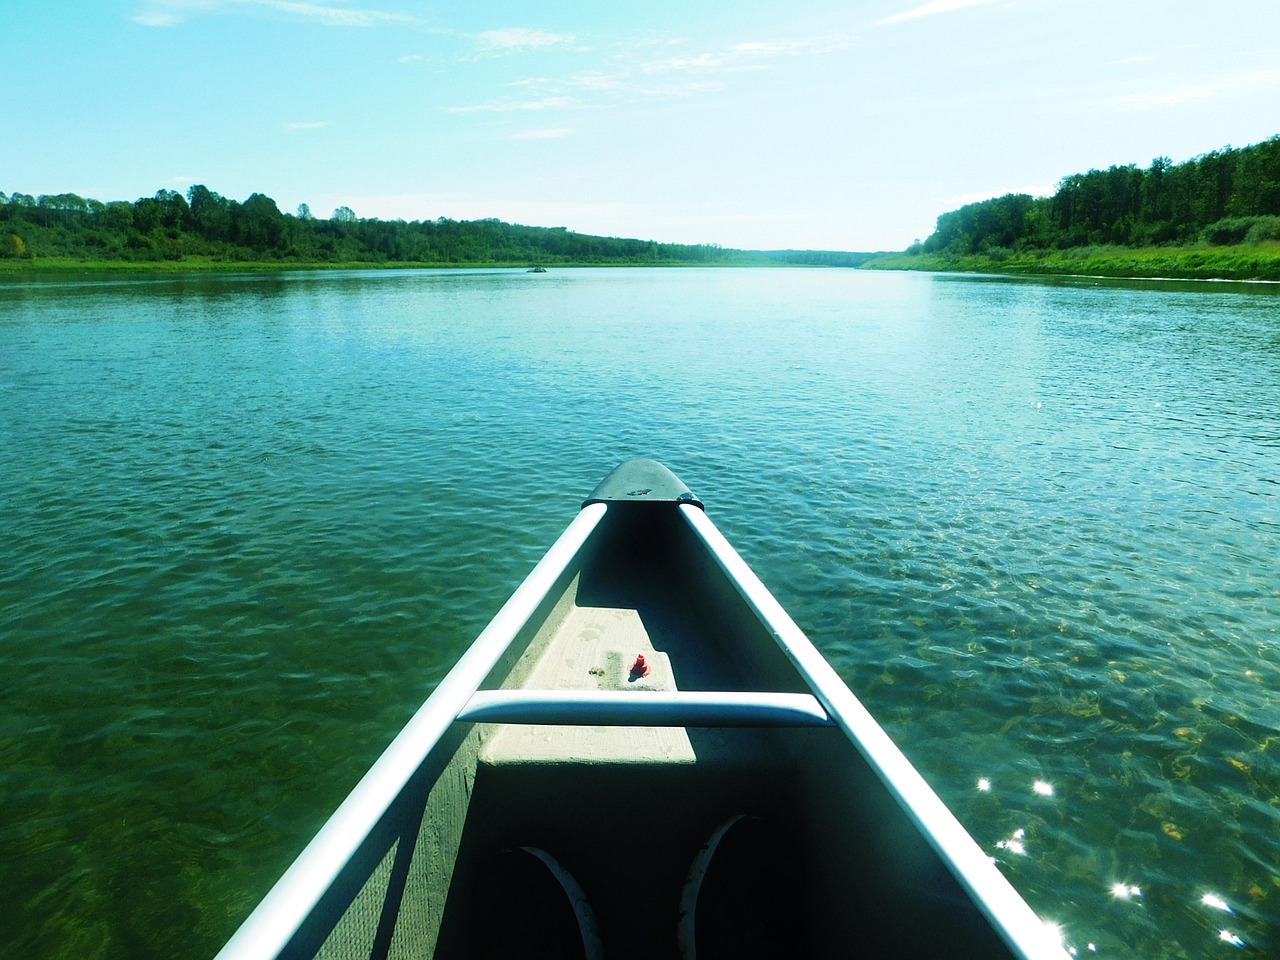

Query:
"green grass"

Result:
[[0, 257, 561, 274], [10, 245, 1279, 282], [0, 256, 824, 275], [863, 242, 1280, 282]]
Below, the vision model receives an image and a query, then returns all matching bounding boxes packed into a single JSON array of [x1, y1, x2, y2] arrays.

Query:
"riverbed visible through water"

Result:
[[1, 267, 1277, 959]]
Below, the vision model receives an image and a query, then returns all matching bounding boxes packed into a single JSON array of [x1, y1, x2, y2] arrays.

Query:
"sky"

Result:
[[5, 0, 1280, 251]]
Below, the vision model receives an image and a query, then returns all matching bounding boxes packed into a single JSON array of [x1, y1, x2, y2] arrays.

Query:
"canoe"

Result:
[[215, 460, 1069, 960]]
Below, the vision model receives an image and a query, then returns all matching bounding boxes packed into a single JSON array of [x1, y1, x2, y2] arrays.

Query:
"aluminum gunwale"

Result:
[[678, 503, 1071, 960], [213, 502, 608, 960]]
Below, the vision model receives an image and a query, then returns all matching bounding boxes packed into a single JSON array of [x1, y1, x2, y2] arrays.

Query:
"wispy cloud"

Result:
[[508, 72, 625, 93], [641, 52, 735, 74], [1114, 68, 1280, 110], [731, 39, 845, 56], [570, 72, 628, 92], [511, 127, 574, 141], [880, 0, 997, 25], [256, 0, 414, 25], [447, 30, 850, 120], [640, 35, 850, 74], [446, 96, 581, 115], [476, 28, 577, 52], [501, 68, 722, 108], [132, 0, 416, 28]]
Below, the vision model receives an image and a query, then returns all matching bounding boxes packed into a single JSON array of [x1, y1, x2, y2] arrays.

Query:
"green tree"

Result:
[[1, 233, 29, 258], [234, 193, 286, 250], [134, 190, 189, 237], [187, 184, 232, 241], [102, 201, 135, 233], [154, 189, 190, 230]]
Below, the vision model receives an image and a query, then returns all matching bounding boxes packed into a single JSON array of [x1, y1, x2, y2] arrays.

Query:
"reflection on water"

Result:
[[965, 768, 1266, 955], [0, 268, 1277, 960]]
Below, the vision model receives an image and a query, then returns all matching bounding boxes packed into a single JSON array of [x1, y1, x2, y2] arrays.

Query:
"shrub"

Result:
[[1, 233, 30, 258], [1201, 216, 1280, 245], [1244, 216, 1280, 243]]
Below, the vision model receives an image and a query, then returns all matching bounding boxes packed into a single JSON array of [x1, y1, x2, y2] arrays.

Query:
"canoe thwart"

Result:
[[457, 689, 834, 727]]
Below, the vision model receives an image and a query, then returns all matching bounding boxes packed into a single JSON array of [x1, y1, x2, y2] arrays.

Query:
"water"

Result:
[[1, 267, 1276, 959]]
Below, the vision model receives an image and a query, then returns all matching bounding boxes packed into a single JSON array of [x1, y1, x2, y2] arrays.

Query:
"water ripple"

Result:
[[2, 268, 1278, 959]]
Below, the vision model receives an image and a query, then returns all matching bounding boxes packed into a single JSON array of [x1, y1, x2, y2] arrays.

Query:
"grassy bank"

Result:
[[0, 256, 865, 276], [0, 257, 562, 274], [863, 242, 1280, 282], [0, 257, 718, 275]]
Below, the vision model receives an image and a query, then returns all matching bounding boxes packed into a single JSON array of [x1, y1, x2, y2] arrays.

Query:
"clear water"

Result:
[[1, 268, 1277, 959]]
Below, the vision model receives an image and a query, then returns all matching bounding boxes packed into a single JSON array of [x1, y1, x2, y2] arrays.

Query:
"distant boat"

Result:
[[214, 460, 1069, 960], [528, 265, 548, 273]]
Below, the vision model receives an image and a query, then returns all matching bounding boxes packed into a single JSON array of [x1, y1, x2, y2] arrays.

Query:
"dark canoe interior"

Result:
[[272, 503, 1020, 960]]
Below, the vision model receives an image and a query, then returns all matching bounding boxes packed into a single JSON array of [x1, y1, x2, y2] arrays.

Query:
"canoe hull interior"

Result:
[[220, 471, 1059, 957], [221, 473, 1059, 960]]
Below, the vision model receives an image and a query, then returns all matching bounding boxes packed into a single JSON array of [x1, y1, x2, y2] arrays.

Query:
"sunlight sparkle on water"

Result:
[[1111, 883, 1142, 899], [1033, 780, 1054, 797], [1219, 930, 1245, 947], [977, 777, 991, 792], [1202, 893, 1232, 912], [996, 828, 1027, 856]]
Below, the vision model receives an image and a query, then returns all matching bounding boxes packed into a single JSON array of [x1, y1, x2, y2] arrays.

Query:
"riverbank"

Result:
[[8, 244, 1279, 283], [0, 256, 866, 276], [0, 257, 609, 275], [863, 241, 1280, 282]]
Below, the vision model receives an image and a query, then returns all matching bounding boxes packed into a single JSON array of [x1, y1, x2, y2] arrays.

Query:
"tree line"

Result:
[[0, 184, 873, 267], [914, 134, 1280, 257]]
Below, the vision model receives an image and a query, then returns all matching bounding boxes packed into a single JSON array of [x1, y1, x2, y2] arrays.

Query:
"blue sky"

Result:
[[5, 0, 1280, 250]]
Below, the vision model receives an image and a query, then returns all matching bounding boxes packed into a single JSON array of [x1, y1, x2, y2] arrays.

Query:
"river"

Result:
[[1, 267, 1276, 959]]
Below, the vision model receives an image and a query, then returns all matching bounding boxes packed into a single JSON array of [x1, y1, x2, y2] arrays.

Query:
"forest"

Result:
[[913, 135, 1280, 257], [0, 185, 871, 269]]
